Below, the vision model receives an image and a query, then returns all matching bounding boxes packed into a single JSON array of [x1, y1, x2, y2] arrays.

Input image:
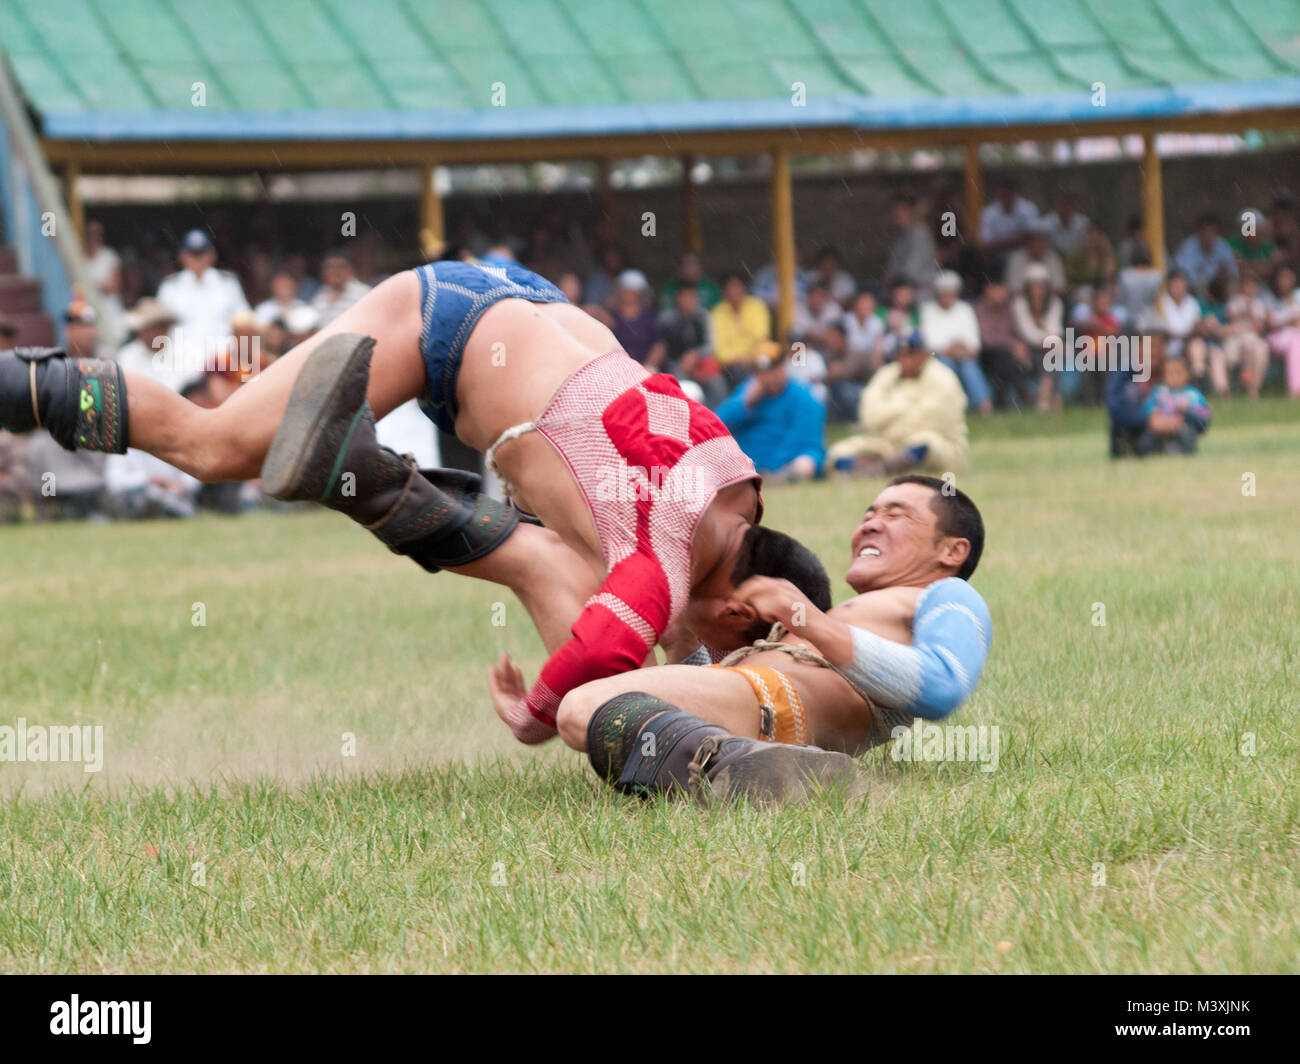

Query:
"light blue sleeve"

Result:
[[834, 577, 992, 721]]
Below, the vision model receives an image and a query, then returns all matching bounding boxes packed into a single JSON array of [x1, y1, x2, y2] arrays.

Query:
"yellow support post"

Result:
[[1142, 133, 1165, 275], [681, 154, 701, 255], [419, 161, 444, 260], [770, 149, 796, 341]]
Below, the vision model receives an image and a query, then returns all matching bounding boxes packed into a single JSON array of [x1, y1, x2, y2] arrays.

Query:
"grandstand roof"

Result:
[[3, 0, 1298, 147]]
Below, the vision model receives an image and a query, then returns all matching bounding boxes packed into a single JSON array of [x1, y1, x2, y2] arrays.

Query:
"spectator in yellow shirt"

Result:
[[711, 273, 772, 381]]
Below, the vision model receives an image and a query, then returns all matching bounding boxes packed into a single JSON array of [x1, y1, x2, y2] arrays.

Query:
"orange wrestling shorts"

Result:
[[710, 664, 809, 745]]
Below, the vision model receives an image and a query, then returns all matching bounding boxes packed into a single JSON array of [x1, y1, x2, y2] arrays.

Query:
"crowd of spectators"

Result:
[[3, 179, 1298, 521]]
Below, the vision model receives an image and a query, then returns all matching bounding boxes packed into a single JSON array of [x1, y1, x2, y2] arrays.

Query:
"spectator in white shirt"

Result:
[[1041, 195, 1090, 257], [312, 249, 372, 327], [842, 290, 884, 365], [920, 270, 991, 414], [117, 297, 193, 393], [83, 220, 124, 345], [979, 179, 1040, 262], [156, 229, 250, 372], [1159, 270, 1210, 375]]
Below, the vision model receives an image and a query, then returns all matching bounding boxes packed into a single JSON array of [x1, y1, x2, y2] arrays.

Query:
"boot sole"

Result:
[[707, 745, 864, 806], [261, 333, 376, 500]]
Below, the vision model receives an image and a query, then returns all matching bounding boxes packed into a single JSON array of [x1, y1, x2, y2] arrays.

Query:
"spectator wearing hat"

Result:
[[826, 331, 968, 477], [610, 270, 663, 368], [920, 270, 992, 414], [1174, 215, 1238, 295], [313, 249, 371, 327], [117, 297, 189, 392], [715, 342, 826, 483], [711, 273, 772, 381], [1012, 263, 1065, 411], [282, 304, 322, 351], [156, 229, 250, 362]]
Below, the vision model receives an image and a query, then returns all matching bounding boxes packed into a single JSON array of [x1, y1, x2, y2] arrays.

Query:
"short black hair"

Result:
[[729, 525, 832, 642], [887, 474, 985, 580]]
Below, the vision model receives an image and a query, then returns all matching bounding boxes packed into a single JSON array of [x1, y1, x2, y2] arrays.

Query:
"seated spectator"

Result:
[[793, 283, 842, 347], [1042, 195, 1090, 257], [884, 193, 937, 294], [254, 268, 305, 327], [1005, 226, 1066, 295], [979, 178, 1040, 272], [1174, 214, 1238, 294], [117, 298, 189, 392], [25, 433, 105, 520], [842, 290, 884, 370], [1159, 270, 1213, 380], [657, 281, 724, 406], [976, 279, 1035, 410], [920, 270, 992, 414], [1218, 274, 1271, 398], [557, 269, 612, 327], [609, 270, 664, 368], [710, 273, 772, 382], [583, 243, 627, 311], [1117, 245, 1164, 331], [1065, 223, 1116, 291], [1228, 208, 1279, 271], [808, 246, 857, 306], [715, 342, 826, 483], [820, 321, 870, 422], [1265, 263, 1300, 397], [313, 249, 371, 327], [104, 448, 200, 519], [934, 232, 987, 300], [1138, 357, 1211, 455], [660, 252, 720, 311], [1012, 264, 1065, 411], [1116, 215, 1147, 269], [826, 331, 968, 477], [1270, 190, 1299, 265], [1107, 334, 1165, 458], [84, 220, 124, 346], [282, 304, 322, 352], [1070, 285, 1123, 405], [876, 277, 920, 360]]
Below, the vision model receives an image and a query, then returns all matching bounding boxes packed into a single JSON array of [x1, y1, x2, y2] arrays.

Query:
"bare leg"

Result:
[[448, 523, 599, 655], [555, 665, 760, 751], [125, 273, 424, 481]]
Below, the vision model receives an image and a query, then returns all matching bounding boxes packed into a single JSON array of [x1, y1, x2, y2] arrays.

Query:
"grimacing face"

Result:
[[846, 482, 964, 593]]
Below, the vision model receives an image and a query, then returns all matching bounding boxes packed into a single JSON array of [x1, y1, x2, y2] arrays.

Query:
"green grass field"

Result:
[[1, 399, 1297, 973]]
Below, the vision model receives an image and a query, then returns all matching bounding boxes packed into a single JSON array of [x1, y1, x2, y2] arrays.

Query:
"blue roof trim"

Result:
[[38, 78, 1300, 141]]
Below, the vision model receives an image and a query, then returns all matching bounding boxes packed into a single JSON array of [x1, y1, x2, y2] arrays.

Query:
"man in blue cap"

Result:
[[156, 229, 249, 372]]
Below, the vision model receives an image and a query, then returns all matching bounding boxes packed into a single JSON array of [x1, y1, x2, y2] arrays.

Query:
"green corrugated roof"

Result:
[[1, 0, 1297, 139]]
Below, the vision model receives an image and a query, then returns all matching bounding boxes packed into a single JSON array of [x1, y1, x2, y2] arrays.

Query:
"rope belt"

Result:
[[719, 623, 879, 712], [484, 420, 536, 498]]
